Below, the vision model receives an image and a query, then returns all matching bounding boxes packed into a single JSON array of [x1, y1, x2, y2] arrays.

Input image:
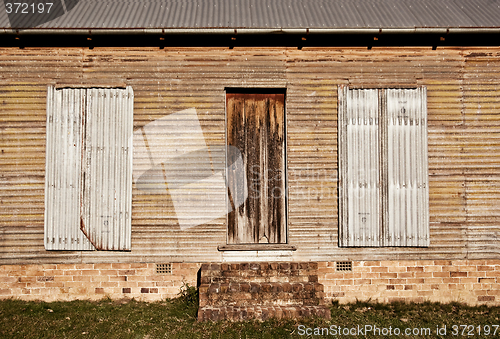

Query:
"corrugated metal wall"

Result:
[[0, 46, 499, 263], [462, 50, 500, 259]]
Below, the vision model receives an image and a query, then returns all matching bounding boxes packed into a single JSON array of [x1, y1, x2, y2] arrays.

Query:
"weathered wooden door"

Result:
[[226, 92, 286, 244]]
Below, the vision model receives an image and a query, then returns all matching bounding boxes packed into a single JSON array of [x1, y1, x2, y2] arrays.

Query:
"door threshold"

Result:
[[218, 244, 296, 251]]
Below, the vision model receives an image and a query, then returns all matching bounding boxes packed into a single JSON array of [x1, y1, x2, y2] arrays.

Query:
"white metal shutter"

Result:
[[385, 88, 429, 246], [44, 87, 94, 250], [45, 86, 133, 251], [81, 87, 133, 251], [339, 87, 382, 246]]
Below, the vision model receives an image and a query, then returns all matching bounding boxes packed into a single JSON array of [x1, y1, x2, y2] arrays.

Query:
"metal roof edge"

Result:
[[2, 27, 500, 35]]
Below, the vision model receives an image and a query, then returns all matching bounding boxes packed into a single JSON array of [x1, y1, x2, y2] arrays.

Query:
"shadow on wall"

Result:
[[134, 108, 247, 230]]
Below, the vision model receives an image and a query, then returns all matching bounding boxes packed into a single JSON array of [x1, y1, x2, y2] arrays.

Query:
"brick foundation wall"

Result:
[[0, 260, 498, 306], [319, 260, 500, 306], [0, 263, 200, 302]]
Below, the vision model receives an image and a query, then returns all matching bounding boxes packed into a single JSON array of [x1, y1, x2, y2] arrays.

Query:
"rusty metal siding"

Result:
[[0, 47, 498, 264], [44, 86, 94, 251], [117, 48, 287, 263], [462, 50, 500, 258], [81, 87, 133, 251], [132, 106, 229, 233], [285, 48, 467, 260]]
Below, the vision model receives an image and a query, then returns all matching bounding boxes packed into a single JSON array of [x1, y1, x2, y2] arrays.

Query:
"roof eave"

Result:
[[3, 27, 500, 35]]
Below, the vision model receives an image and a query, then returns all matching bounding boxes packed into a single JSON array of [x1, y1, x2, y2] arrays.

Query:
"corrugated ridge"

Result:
[[463, 49, 500, 258], [1, 0, 500, 29]]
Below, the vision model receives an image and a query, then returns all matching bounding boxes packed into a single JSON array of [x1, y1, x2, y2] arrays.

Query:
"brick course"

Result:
[[319, 260, 500, 306], [0, 263, 199, 302]]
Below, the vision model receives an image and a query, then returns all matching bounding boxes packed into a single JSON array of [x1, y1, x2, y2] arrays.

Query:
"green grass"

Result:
[[1, 289, 500, 339]]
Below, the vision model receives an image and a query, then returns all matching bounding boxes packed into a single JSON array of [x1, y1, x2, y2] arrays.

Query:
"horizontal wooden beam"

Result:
[[218, 244, 297, 251]]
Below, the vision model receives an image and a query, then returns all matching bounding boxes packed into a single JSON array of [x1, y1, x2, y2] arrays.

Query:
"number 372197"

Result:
[[5, 2, 53, 14], [451, 325, 499, 336]]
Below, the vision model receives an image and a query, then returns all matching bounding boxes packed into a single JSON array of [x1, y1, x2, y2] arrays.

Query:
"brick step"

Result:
[[202, 281, 324, 295], [198, 262, 329, 321], [203, 296, 324, 307], [199, 282, 325, 307], [204, 275, 316, 284], [198, 305, 332, 322], [201, 263, 319, 285]]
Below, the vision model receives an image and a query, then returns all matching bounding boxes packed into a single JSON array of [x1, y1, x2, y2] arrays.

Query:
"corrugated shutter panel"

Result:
[[386, 88, 429, 246], [44, 86, 94, 250], [339, 86, 429, 247], [339, 87, 382, 247], [81, 87, 133, 251]]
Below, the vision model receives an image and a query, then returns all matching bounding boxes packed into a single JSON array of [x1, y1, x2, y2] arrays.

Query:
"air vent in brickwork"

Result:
[[336, 261, 352, 272], [156, 263, 172, 274]]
